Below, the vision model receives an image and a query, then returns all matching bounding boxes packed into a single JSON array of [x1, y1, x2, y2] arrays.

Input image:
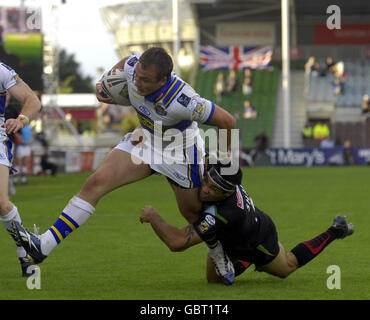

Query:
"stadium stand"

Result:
[[195, 68, 279, 148]]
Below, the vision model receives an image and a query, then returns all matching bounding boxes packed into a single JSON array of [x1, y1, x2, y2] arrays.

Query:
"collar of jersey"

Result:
[[144, 76, 176, 103]]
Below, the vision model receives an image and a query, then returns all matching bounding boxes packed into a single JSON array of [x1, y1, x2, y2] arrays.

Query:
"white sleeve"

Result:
[[0, 63, 21, 91], [187, 94, 215, 124], [123, 53, 141, 81]]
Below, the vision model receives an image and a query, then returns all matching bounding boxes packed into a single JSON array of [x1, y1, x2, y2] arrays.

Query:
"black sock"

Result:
[[290, 227, 338, 267]]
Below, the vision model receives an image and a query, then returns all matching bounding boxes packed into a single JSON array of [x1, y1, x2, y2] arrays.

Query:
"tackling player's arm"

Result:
[[140, 206, 202, 251], [4, 81, 41, 134]]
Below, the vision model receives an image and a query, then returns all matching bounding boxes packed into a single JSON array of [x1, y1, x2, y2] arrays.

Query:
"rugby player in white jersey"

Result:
[[0, 62, 41, 277], [13, 48, 237, 278]]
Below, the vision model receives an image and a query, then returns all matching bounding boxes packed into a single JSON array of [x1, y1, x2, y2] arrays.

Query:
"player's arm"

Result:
[[206, 104, 236, 155], [4, 81, 41, 134], [96, 56, 130, 104], [140, 206, 202, 252]]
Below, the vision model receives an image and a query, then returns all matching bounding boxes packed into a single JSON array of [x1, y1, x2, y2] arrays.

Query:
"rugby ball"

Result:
[[100, 68, 131, 106]]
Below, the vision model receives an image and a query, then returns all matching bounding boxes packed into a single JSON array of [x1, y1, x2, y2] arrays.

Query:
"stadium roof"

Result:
[[191, 0, 370, 25]]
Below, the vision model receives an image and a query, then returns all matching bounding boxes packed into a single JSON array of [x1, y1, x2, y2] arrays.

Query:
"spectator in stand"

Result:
[[343, 139, 355, 166], [321, 56, 335, 76], [332, 78, 343, 95], [361, 94, 370, 116], [36, 131, 58, 176], [226, 70, 238, 93], [302, 122, 313, 140], [313, 121, 330, 141], [214, 72, 226, 103], [254, 129, 269, 153], [243, 100, 257, 119], [304, 56, 320, 93], [14, 124, 32, 184], [242, 77, 253, 95], [242, 68, 253, 95], [305, 56, 320, 77], [332, 61, 346, 94]]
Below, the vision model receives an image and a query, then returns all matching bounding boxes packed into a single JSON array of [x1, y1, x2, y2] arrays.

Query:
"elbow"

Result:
[[228, 115, 236, 129], [168, 241, 186, 252]]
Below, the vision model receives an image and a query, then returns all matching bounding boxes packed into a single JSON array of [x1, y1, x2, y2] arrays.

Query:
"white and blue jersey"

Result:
[[0, 62, 22, 169], [115, 53, 216, 188]]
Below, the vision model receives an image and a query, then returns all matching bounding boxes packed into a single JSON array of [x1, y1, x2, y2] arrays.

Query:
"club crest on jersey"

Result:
[[199, 220, 210, 233], [154, 104, 167, 116]]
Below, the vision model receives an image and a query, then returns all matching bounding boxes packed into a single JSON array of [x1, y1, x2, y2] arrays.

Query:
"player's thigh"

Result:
[[0, 164, 12, 213], [168, 183, 202, 223], [257, 242, 297, 278], [78, 149, 152, 205]]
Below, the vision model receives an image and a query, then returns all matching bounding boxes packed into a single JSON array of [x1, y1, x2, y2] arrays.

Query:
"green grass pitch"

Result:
[[1, 167, 369, 300]]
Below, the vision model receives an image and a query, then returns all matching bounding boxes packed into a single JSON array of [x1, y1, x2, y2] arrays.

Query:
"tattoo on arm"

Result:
[[185, 225, 195, 245]]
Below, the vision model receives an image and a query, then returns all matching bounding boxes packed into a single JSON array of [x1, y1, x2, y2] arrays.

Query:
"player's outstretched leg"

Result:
[[290, 215, 354, 268]]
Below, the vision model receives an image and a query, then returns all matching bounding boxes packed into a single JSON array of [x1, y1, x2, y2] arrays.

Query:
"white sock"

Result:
[[40, 196, 95, 256], [0, 205, 27, 258]]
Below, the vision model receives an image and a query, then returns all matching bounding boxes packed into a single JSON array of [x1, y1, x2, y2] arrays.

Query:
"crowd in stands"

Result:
[[305, 56, 347, 96], [214, 68, 258, 120]]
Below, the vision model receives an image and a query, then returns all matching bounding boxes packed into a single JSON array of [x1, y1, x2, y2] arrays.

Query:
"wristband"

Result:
[[17, 114, 29, 127]]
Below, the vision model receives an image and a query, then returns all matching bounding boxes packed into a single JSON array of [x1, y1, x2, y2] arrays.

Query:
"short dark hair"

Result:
[[208, 162, 242, 192], [139, 47, 173, 81]]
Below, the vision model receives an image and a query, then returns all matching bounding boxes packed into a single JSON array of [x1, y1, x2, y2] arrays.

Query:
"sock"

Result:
[[0, 205, 27, 258], [40, 196, 95, 256], [290, 227, 338, 267]]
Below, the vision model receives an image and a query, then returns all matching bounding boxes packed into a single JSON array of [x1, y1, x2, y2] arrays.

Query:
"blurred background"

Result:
[[2, 0, 370, 178]]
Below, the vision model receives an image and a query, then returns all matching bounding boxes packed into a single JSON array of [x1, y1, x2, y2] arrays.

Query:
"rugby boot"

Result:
[[208, 241, 235, 285], [332, 216, 354, 239], [12, 221, 47, 264], [19, 255, 37, 278]]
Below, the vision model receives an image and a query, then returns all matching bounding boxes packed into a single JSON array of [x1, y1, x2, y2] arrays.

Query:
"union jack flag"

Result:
[[199, 45, 273, 71]]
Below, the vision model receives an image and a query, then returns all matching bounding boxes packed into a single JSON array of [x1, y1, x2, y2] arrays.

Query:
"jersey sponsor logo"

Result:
[[205, 214, 216, 226], [136, 112, 154, 131], [236, 186, 244, 210], [173, 171, 186, 181], [177, 93, 191, 107], [127, 56, 138, 67], [138, 105, 151, 116]]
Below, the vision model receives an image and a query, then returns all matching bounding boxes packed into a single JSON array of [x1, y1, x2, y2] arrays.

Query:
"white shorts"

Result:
[[15, 144, 31, 158], [0, 137, 14, 168], [115, 132, 205, 189]]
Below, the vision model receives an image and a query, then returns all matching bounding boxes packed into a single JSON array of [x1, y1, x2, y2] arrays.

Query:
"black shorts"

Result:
[[227, 208, 280, 266]]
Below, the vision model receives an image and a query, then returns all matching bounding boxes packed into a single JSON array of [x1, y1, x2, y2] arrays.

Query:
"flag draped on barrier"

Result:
[[199, 45, 273, 71]]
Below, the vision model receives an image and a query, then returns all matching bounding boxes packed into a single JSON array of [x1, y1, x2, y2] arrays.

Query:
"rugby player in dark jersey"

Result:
[[140, 163, 354, 285]]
